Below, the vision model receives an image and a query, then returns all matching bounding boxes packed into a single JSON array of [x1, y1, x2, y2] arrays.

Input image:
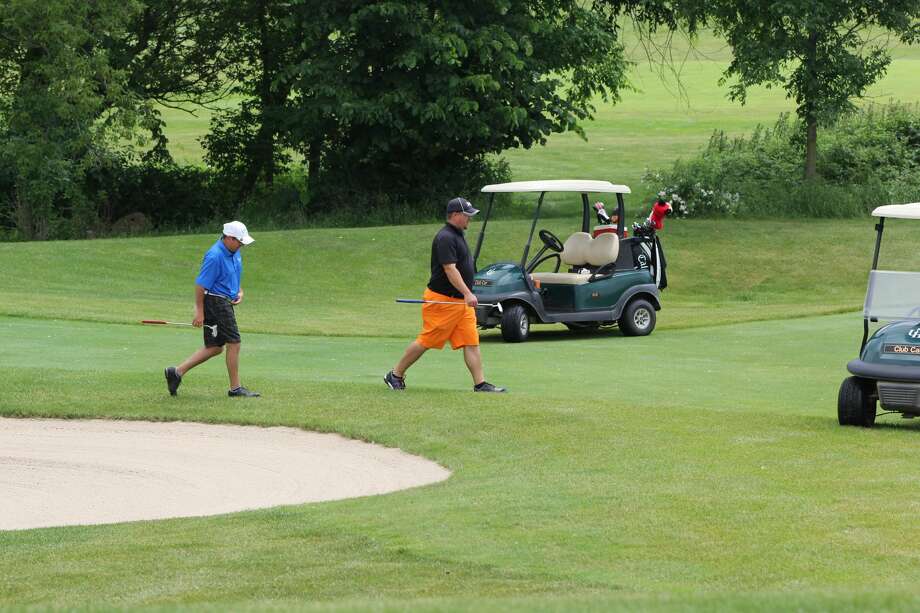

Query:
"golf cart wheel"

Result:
[[838, 377, 876, 427], [501, 304, 530, 342], [619, 299, 656, 337]]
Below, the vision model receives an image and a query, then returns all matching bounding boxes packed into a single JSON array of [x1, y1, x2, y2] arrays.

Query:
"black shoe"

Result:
[[228, 386, 260, 398], [384, 370, 406, 390], [165, 367, 182, 396], [474, 381, 506, 393]]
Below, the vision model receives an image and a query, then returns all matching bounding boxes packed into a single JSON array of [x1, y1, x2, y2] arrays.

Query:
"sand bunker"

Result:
[[0, 418, 450, 531]]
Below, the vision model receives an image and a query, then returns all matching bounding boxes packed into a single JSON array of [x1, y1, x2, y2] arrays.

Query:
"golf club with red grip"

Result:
[[395, 299, 503, 314], [141, 320, 218, 337]]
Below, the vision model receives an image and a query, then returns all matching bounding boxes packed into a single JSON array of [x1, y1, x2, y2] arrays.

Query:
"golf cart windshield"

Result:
[[864, 271, 920, 320]]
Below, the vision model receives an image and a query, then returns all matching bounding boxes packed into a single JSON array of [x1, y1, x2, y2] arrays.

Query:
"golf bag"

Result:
[[638, 235, 667, 289], [631, 222, 668, 290]]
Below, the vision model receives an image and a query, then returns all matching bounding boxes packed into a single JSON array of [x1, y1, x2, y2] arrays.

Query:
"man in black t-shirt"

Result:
[[384, 197, 506, 392]]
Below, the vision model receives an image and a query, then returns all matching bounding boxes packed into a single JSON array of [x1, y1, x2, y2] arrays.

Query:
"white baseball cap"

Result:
[[222, 220, 254, 245]]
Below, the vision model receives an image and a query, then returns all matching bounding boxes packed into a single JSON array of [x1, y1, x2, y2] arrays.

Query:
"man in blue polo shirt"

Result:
[[164, 221, 260, 398]]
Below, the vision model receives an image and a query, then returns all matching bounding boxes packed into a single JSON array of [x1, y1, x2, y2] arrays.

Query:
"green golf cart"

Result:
[[839, 202, 920, 426], [471, 180, 667, 342]]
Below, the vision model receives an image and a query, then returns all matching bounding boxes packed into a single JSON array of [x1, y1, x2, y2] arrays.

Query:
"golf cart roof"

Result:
[[872, 203, 920, 219], [481, 180, 631, 194]]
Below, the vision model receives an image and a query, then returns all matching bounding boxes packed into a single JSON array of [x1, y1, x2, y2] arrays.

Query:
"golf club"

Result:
[[141, 320, 218, 337], [395, 299, 503, 314]]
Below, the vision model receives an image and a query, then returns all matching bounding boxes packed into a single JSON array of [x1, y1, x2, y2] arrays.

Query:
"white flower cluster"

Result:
[[642, 169, 740, 217]]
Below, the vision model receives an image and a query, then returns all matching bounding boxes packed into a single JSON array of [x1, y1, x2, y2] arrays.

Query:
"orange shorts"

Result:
[[416, 288, 480, 350]]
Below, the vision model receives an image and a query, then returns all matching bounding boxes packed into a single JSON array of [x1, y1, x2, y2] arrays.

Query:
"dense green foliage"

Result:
[[646, 103, 920, 217], [3, 2, 920, 239], [0, 0, 234, 240], [0, 0, 145, 240], [0, 0, 625, 240], [204, 0, 626, 207]]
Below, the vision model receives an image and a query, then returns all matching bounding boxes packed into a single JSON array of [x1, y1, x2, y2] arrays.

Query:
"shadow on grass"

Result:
[[479, 326, 624, 344], [870, 416, 920, 431]]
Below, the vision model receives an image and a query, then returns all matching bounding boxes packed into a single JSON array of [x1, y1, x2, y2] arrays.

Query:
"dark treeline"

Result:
[[1, 1, 919, 239], [0, 0, 627, 239]]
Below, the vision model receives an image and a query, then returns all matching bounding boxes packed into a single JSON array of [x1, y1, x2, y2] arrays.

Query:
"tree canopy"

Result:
[[599, 0, 920, 178], [204, 0, 629, 205], [709, 0, 920, 178], [2, 1, 920, 238], [0, 0, 234, 239]]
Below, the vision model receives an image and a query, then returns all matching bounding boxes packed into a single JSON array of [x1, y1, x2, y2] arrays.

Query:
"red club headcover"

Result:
[[649, 201, 672, 230]]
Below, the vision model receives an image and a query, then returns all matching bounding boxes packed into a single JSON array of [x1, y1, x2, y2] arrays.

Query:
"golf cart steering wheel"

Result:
[[525, 229, 564, 274], [539, 230, 564, 253]]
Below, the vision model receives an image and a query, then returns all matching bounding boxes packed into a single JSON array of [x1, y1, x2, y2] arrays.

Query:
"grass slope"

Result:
[[4, 218, 920, 336], [5, 222, 920, 609]]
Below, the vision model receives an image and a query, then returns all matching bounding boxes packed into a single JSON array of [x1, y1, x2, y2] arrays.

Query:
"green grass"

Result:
[[5, 218, 920, 336], [6, 221, 920, 610], [6, 315, 919, 610]]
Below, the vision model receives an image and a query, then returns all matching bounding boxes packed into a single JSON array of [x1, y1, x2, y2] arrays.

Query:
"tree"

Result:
[[597, 0, 920, 179], [202, 0, 345, 199], [206, 0, 630, 207], [112, 0, 236, 159], [0, 0, 143, 239], [0, 0, 233, 239], [201, 0, 301, 198], [710, 1, 920, 179], [312, 0, 629, 200]]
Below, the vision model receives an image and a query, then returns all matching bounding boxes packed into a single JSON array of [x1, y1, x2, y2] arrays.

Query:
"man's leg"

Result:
[[394, 341, 427, 377], [225, 341, 241, 389], [462, 344, 485, 385], [177, 345, 223, 377]]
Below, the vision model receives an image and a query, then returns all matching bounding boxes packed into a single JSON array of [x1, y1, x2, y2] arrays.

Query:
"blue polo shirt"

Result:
[[195, 239, 242, 298]]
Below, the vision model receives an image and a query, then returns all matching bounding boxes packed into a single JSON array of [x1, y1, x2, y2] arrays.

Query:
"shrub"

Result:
[[306, 154, 513, 226], [0, 150, 515, 240], [645, 103, 920, 218]]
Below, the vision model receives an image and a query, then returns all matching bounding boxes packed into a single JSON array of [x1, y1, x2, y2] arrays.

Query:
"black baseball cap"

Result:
[[446, 197, 479, 216]]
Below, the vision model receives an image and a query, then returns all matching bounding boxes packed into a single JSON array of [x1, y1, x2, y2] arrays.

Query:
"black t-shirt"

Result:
[[427, 223, 475, 298]]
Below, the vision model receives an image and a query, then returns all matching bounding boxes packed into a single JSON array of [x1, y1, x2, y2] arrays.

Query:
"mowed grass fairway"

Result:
[[6, 220, 920, 610]]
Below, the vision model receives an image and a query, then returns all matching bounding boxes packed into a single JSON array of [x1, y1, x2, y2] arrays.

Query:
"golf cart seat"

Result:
[[586, 232, 619, 267], [531, 232, 619, 285]]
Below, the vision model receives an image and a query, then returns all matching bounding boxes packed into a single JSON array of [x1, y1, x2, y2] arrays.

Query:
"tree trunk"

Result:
[[804, 119, 818, 180], [803, 30, 819, 180], [12, 188, 34, 241], [307, 134, 323, 194], [239, 0, 282, 199]]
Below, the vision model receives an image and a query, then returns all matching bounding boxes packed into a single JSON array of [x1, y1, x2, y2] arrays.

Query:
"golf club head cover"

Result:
[[648, 200, 672, 230], [593, 201, 613, 225]]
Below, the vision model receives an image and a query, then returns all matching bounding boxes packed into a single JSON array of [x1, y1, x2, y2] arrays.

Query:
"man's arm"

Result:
[[443, 263, 478, 307], [192, 285, 206, 327]]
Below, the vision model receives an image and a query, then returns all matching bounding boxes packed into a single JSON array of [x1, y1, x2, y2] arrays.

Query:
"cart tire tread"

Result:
[[619, 298, 656, 337], [838, 376, 876, 427], [501, 304, 530, 342]]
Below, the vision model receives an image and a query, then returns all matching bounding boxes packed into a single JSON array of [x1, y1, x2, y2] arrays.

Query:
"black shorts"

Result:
[[203, 294, 241, 347]]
